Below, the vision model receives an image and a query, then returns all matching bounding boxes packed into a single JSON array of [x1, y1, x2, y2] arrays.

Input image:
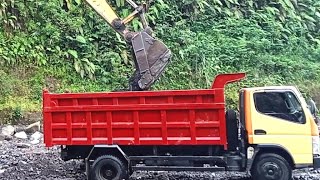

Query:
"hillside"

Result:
[[0, 0, 320, 124]]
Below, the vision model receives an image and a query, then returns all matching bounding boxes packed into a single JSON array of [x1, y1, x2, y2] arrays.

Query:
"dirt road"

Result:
[[0, 136, 319, 180]]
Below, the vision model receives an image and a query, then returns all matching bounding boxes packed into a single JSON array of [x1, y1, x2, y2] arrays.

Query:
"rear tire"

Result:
[[251, 153, 292, 180], [92, 155, 128, 180]]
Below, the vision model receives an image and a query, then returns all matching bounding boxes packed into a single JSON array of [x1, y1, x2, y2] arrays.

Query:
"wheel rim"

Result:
[[99, 164, 118, 180], [261, 162, 282, 179]]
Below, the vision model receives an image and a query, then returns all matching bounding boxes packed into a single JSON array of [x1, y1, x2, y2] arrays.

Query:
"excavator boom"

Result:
[[84, 0, 172, 91]]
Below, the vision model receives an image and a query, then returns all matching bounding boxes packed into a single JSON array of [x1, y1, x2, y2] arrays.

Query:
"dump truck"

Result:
[[43, 73, 320, 180]]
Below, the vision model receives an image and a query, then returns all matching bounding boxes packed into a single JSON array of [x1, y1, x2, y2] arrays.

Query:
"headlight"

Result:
[[312, 136, 320, 156]]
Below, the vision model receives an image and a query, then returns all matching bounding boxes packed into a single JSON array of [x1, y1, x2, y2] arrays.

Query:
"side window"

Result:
[[254, 91, 306, 124]]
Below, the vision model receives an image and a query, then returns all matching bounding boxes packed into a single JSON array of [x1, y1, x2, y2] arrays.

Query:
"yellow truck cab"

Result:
[[240, 86, 320, 179]]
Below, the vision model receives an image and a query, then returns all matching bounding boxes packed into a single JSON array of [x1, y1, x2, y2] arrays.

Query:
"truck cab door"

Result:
[[247, 89, 313, 165]]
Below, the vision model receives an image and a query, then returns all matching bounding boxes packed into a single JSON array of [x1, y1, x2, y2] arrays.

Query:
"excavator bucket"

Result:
[[129, 29, 172, 91], [83, 0, 171, 90]]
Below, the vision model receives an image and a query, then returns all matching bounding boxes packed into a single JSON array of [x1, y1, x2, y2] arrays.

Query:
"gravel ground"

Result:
[[0, 137, 320, 180]]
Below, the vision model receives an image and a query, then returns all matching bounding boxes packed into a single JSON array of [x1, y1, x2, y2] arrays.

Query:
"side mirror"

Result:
[[307, 99, 318, 115], [307, 99, 319, 124]]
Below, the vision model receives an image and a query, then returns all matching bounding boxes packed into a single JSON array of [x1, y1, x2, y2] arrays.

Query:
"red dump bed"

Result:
[[43, 73, 245, 149]]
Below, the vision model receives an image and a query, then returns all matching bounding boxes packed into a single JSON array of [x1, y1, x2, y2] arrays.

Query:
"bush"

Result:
[[0, 0, 319, 117]]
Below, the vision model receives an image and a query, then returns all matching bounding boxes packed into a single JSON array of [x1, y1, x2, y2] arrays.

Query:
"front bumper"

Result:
[[314, 156, 320, 169]]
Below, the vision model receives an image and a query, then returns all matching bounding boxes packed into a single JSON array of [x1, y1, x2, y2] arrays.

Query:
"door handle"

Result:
[[254, 129, 267, 135]]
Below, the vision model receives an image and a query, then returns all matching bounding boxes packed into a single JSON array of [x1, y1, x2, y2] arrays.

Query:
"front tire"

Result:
[[92, 155, 128, 180], [251, 153, 292, 180]]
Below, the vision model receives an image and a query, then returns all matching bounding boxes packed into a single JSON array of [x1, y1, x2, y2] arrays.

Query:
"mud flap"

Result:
[[130, 29, 172, 91]]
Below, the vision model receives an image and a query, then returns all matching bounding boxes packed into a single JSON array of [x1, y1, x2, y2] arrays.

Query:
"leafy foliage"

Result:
[[0, 0, 320, 115]]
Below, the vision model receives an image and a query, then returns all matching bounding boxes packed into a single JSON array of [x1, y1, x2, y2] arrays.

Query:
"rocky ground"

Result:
[[0, 124, 320, 180]]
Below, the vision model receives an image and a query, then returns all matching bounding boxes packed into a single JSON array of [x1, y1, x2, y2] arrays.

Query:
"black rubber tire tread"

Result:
[[226, 109, 238, 151], [91, 155, 128, 180], [251, 153, 292, 180]]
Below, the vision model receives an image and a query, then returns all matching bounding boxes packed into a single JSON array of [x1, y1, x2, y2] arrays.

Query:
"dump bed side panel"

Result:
[[43, 90, 226, 147], [43, 73, 246, 148]]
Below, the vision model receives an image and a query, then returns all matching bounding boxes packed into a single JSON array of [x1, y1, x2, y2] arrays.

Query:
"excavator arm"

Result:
[[84, 0, 172, 91]]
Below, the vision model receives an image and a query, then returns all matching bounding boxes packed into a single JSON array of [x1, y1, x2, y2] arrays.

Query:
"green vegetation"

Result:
[[0, 0, 320, 123]]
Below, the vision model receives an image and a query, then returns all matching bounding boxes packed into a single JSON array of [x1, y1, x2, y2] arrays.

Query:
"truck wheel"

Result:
[[251, 153, 292, 180], [92, 155, 128, 180]]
